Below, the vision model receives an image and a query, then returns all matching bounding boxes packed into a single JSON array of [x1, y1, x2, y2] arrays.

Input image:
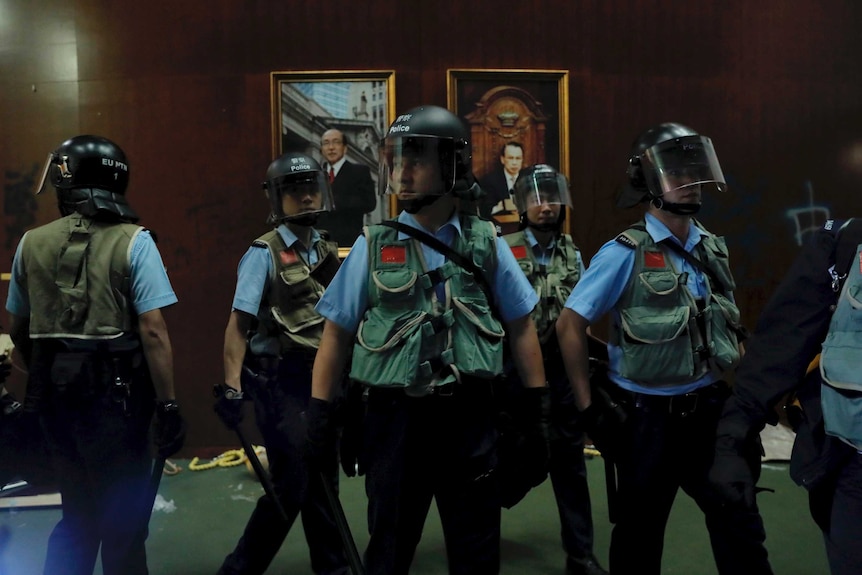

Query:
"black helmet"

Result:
[[36, 135, 138, 222], [262, 152, 334, 225], [379, 105, 473, 206], [618, 122, 726, 214], [513, 164, 572, 232]]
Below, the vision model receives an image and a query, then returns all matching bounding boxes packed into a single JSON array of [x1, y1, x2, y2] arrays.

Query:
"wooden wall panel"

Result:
[[1, 0, 862, 452]]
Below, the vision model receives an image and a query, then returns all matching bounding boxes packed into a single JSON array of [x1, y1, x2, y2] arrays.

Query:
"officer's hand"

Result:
[[153, 401, 186, 459], [0, 392, 22, 419], [579, 400, 624, 461], [709, 431, 763, 510], [305, 398, 337, 475], [213, 384, 245, 430], [521, 386, 551, 487]]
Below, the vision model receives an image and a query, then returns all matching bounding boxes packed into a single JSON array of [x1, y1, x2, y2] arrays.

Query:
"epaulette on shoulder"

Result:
[[614, 232, 637, 249], [251, 240, 267, 249], [318, 228, 331, 240]]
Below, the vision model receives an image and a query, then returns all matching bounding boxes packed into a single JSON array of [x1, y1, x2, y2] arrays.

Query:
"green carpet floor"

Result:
[[0, 457, 829, 574]]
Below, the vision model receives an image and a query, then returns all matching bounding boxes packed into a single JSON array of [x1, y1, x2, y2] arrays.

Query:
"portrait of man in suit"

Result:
[[479, 141, 525, 216], [316, 128, 377, 247]]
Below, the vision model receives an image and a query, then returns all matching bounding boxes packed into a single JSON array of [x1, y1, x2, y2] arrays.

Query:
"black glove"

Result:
[[709, 417, 763, 510], [0, 392, 22, 419], [305, 397, 337, 475], [521, 386, 551, 488], [153, 400, 186, 459], [213, 384, 245, 429]]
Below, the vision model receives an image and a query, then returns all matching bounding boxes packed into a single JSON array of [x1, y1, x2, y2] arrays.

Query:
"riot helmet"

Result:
[[513, 164, 572, 232], [35, 135, 138, 222], [262, 152, 334, 226], [619, 123, 726, 215], [379, 105, 473, 212]]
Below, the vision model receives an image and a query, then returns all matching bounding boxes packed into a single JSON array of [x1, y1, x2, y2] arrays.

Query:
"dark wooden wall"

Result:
[[2, 0, 862, 453]]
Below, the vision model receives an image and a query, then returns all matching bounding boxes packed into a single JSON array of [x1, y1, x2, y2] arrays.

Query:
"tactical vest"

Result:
[[21, 213, 139, 339], [350, 215, 505, 393], [503, 231, 581, 343], [610, 220, 741, 388], [819, 242, 862, 450], [253, 229, 340, 352]]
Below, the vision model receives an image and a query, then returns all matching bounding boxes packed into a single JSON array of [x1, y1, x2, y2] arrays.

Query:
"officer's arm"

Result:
[[138, 308, 176, 402], [224, 310, 253, 392], [557, 308, 592, 411], [312, 319, 354, 401], [8, 313, 31, 367], [506, 314, 546, 389]]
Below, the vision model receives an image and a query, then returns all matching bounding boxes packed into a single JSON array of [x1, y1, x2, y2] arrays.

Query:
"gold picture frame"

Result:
[[447, 69, 570, 234], [271, 70, 397, 257]]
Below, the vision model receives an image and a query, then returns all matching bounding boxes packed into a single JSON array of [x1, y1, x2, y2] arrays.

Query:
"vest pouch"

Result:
[[516, 259, 534, 277], [820, 281, 862, 392], [371, 269, 418, 307], [352, 309, 431, 387], [706, 293, 741, 371], [820, 383, 862, 450], [618, 305, 693, 383], [636, 270, 680, 301], [451, 297, 505, 378]]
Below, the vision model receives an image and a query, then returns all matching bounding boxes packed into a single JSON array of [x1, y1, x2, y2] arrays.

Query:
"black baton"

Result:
[[235, 424, 290, 523], [320, 471, 365, 575]]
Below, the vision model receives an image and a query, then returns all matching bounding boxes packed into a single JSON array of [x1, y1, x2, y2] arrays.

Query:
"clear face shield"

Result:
[[512, 169, 572, 214], [33, 153, 68, 195], [266, 171, 334, 222], [378, 135, 454, 199], [642, 135, 726, 196]]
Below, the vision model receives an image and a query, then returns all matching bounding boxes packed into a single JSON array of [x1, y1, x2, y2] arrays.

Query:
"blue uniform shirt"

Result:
[[231, 224, 322, 356], [317, 210, 539, 333], [565, 212, 719, 396], [6, 228, 177, 318]]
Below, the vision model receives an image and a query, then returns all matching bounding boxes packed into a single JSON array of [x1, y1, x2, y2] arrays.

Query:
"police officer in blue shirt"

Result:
[[556, 123, 773, 575], [5, 135, 184, 575], [214, 152, 348, 575], [307, 105, 550, 575]]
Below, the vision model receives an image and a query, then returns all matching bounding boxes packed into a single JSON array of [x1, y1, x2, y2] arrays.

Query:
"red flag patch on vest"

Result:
[[380, 245, 407, 264], [644, 251, 665, 268], [280, 249, 298, 265], [510, 245, 528, 259]]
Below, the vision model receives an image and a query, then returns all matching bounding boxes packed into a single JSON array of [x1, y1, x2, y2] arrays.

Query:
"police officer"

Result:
[[5, 135, 184, 575], [555, 123, 773, 575], [213, 152, 348, 575], [709, 218, 862, 575], [308, 105, 549, 575], [501, 165, 607, 575]]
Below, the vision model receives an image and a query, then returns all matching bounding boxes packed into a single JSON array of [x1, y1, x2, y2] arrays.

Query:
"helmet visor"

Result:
[[267, 171, 334, 221], [33, 153, 67, 195], [379, 135, 454, 198], [643, 135, 726, 195], [512, 169, 572, 214]]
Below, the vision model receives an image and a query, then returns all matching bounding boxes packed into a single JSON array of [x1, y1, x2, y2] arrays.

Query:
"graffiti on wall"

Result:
[[785, 180, 831, 246]]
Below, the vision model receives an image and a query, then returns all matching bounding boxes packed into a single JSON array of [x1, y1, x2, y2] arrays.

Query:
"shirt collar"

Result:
[[396, 209, 461, 240], [277, 224, 320, 250], [328, 157, 347, 173], [644, 212, 703, 251], [524, 228, 556, 252]]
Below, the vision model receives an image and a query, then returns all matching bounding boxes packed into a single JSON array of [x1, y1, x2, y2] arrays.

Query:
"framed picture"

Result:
[[447, 69, 569, 234], [271, 70, 397, 255]]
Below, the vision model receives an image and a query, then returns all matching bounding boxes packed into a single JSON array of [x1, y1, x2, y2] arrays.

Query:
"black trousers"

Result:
[[40, 380, 154, 575], [809, 451, 862, 575], [609, 384, 773, 575], [362, 382, 501, 575], [218, 360, 348, 575]]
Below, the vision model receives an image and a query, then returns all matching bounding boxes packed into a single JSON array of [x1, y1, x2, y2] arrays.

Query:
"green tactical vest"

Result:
[[819, 242, 862, 450], [21, 213, 140, 339], [610, 220, 742, 388], [253, 229, 340, 352], [350, 214, 505, 393], [503, 231, 581, 343]]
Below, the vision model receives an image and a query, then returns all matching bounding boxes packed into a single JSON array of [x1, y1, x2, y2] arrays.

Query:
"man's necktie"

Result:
[[328, 167, 335, 183]]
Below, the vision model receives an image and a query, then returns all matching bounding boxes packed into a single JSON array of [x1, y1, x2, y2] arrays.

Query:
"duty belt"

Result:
[[629, 382, 729, 418]]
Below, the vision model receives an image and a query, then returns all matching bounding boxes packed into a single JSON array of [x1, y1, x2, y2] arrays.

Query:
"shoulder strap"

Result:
[[378, 220, 498, 314], [833, 218, 862, 290], [658, 236, 728, 296]]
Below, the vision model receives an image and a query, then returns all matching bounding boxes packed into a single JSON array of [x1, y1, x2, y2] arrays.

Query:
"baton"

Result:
[[235, 424, 290, 523], [604, 457, 619, 524], [319, 471, 365, 575]]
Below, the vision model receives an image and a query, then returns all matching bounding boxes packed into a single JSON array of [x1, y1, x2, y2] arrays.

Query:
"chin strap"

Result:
[[403, 194, 444, 214], [650, 196, 701, 216]]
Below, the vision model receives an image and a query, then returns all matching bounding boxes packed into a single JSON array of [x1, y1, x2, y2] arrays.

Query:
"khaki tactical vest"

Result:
[[819, 242, 862, 450], [253, 229, 340, 352], [610, 220, 741, 388], [350, 215, 505, 393], [21, 213, 140, 339], [503, 231, 581, 343]]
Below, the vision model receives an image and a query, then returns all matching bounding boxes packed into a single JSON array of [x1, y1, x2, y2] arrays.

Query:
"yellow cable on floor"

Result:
[[188, 446, 265, 471]]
